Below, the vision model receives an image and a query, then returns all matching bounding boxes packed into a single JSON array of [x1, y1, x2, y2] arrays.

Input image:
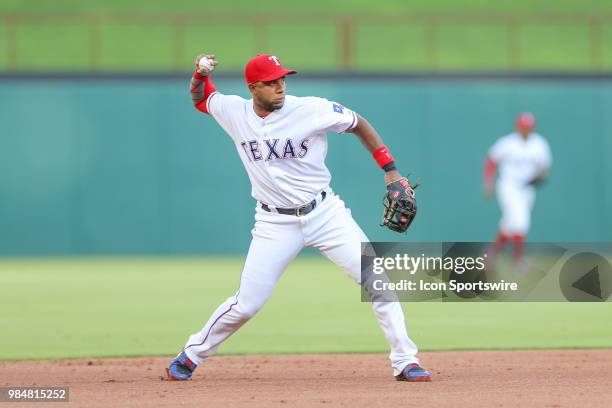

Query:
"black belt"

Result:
[[261, 191, 327, 216]]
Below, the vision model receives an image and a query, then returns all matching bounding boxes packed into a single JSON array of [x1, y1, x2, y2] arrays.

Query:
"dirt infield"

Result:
[[1, 349, 611, 407]]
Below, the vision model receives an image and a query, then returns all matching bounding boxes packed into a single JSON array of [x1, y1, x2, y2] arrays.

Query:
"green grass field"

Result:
[[0, 0, 611, 71], [1, 257, 610, 361]]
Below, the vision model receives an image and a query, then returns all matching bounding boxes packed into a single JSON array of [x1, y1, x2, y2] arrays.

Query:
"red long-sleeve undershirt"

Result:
[[484, 157, 497, 187], [190, 72, 217, 114]]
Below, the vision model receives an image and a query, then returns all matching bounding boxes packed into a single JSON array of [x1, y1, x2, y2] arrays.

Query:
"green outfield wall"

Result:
[[1, 75, 610, 254]]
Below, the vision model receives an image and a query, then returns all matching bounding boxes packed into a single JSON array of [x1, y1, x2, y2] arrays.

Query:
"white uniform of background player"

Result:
[[165, 54, 431, 382], [484, 113, 552, 261]]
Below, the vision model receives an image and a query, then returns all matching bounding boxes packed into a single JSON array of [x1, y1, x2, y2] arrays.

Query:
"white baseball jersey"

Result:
[[489, 132, 552, 188], [206, 93, 358, 207]]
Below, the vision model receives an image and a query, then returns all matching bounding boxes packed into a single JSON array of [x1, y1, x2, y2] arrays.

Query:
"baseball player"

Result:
[[483, 112, 552, 267], [165, 53, 430, 382]]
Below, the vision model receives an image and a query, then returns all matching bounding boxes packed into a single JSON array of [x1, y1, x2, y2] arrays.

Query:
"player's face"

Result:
[[517, 125, 534, 138], [250, 77, 286, 112]]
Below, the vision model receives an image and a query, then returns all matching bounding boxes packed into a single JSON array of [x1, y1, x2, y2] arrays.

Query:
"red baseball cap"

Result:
[[244, 54, 297, 85], [516, 112, 536, 130]]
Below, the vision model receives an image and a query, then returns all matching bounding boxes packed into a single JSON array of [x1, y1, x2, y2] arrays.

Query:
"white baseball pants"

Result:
[[497, 182, 536, 236], [183, 192, 420, 375]]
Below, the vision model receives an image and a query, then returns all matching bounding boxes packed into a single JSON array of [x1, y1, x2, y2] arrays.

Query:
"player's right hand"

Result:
[[194, 53, 219, 76]]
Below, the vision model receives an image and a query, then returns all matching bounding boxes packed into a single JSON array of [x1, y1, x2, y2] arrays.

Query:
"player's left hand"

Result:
[[384, 170, 415, 196], [525, 171, 548, 187], [381, 173, 419, 233]]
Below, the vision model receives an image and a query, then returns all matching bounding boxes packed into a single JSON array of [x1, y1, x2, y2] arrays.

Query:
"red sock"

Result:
[[496, 232, 509, 244], [510, 234, 524, 261], [490, 232, 508, 258]]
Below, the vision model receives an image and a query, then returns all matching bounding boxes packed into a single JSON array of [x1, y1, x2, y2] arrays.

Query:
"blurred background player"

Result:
[[483, 113, 552, 270]]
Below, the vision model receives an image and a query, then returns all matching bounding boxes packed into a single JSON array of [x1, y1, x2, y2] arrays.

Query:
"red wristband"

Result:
[[373, 145, 395, 169]]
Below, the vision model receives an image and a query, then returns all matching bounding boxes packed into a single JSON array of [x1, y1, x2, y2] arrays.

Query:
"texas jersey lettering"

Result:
[[240, 137, 310, 162]]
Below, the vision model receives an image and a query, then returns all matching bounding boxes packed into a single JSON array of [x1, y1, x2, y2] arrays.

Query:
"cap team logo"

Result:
[[268, 56, 281, 66]]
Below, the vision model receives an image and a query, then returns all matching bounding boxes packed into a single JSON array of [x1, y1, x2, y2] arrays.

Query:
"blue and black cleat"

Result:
[[165, 351, 198, 381], [395, 363, 432, 382]]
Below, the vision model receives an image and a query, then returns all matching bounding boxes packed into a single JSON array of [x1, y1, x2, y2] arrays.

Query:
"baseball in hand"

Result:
[[198, 57, 215, 73]]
